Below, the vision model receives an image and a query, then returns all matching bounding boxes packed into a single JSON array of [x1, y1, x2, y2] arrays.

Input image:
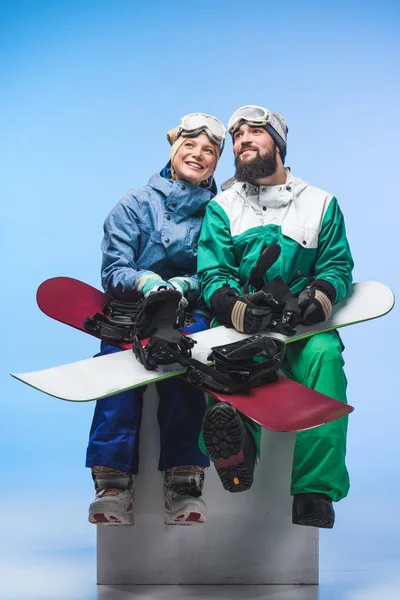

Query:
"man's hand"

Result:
[[210, 286, 272, 334], [298, 280, 336, 325], [231, 297, 273, 333], [248, 277, 302, 334]]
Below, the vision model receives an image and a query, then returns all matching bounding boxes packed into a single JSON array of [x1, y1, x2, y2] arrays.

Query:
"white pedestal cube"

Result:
[[97, 384, 318, 585]]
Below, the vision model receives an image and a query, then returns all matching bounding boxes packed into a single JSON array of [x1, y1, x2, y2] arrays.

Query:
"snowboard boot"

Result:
[[89, 466, 135, 526], [163, 465, 206, 525], [292, 493, 335, 529], [202, 402, 256, 493]]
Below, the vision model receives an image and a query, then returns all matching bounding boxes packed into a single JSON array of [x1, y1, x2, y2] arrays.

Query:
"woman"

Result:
[[86, 113, 226, 526]]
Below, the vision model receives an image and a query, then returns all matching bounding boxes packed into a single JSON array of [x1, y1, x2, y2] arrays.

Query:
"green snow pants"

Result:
[[199, 331, 350, 502]]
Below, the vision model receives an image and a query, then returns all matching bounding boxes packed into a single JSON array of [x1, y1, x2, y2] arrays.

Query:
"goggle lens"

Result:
[[179, 113, 226, 143]]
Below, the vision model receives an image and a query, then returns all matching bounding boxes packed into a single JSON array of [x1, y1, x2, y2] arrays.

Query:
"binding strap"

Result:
[[83, 290, 186, 344], [185, 335, 286, 394], [132, 290, 195, 370], [134, 330, 196, 371], [83, 298, 143, 342], [246, 277, 301, 335]]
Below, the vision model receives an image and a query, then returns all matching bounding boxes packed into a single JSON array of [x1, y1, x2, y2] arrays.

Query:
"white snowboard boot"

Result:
[[89, 467, 135, 526], [163, 465, 206, 525]]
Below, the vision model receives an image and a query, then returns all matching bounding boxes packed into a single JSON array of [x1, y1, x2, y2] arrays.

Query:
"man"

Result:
[[197, 105, 354, 529]]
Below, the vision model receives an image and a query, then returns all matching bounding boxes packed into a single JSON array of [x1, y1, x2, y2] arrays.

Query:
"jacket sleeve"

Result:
[[314, 197, 354, 303], [197, 200, 242, 307], [101, 196, 160, 300]]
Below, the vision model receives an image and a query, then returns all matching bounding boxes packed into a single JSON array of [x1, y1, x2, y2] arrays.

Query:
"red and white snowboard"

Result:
[[11, 278, 394, 431]]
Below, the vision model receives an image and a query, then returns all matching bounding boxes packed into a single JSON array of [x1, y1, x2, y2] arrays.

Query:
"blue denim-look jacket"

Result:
[[101, 169, 217, 302]]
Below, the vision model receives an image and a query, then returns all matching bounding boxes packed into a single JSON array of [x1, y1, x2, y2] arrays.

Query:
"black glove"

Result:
[[210, 286, 273, 334], [298, 280, 336, 325]]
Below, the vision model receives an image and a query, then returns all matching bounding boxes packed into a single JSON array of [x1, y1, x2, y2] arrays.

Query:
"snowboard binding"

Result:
[[242, 244, 282, 295], [242, 245, 300, 336], [83, 298, 142, 342], [83, 289, 188, 348], [186, 335, 285, 394], [132, 290, 196, 371], [249, 277, 301, 336], [135, 332, 196, 371]]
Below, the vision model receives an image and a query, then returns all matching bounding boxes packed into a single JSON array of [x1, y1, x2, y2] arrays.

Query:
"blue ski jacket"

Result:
[[101, 169, 217, 304]]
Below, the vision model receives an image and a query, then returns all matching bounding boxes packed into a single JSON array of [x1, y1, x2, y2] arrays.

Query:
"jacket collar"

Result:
[[222, 168, 309, 207], [147, 171, 215, 217]]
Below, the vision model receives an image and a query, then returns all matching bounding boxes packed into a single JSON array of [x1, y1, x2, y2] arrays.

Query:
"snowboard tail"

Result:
[[206, 375, 353, 432], [36, 277, 134, 350]]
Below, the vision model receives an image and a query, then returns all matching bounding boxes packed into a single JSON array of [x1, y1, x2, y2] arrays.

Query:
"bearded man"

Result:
[[197, 105, 354, 529]]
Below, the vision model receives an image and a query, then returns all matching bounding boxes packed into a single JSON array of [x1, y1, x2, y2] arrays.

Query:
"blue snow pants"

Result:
[[86, 314, 210, 473]]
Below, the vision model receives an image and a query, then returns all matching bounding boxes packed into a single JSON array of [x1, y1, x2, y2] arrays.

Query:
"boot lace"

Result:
[[165, 466, 205, 498]]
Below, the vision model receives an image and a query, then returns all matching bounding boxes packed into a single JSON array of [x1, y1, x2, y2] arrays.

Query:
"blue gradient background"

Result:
[[1, 1, 399, 598]]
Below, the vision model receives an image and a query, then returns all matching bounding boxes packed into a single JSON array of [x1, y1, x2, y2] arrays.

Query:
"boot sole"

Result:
[[202, 403, 254, 493], [292, 513, 334, 529], [89, 501, 135, 526], [89, 511, 135, 526], [165, 502, 206, 526]]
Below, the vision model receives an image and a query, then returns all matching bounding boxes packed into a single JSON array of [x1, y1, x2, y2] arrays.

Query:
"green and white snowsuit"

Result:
[[197, 169, 354, 501]]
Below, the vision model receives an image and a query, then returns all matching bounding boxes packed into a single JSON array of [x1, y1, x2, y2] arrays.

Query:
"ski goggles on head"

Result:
[[228, 105, 287, 142], [176, 113, 226, 152]]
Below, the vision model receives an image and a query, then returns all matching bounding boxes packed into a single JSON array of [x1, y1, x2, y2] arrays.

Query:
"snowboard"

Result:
[[11, 280, 394, 432], [36, 277, 134, 350]]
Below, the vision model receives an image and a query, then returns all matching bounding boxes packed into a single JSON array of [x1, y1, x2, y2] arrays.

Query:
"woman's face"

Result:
[[172, 133, 218, 186]]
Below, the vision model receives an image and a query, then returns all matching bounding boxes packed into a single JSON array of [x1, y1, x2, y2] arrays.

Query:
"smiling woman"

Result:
[[86, 112, 226, 529], [171, 134, 219, 186], [167, 112, 226, 187]]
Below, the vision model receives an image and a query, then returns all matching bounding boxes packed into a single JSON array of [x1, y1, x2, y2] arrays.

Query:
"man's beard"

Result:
[[235, 145, 278, 184]]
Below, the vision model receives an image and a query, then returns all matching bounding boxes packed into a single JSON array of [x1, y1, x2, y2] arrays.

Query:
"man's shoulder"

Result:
[[212, 178, 246, 205], [292, 174, 334, 202], [221, 176, 238, 192]]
